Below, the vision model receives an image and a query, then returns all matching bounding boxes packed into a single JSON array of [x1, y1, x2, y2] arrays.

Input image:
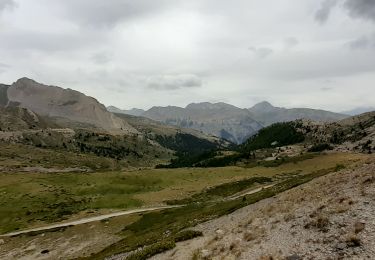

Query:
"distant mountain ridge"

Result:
[[142, 102, 263, 144], [107, 106, 145, 116], [248, 101, 348, 126], [110, 101, 349, 144], [341, 107, 375, 116]]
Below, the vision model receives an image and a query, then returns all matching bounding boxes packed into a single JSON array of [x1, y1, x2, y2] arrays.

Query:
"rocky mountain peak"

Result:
[[5, 78, 137, 133], [250, 101, 275, 112], [185, 102, 238, 110]]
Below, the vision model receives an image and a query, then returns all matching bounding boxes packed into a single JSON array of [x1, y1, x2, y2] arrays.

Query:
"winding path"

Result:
[[0, 205, 182, 237], [1, 183, 276, 238]]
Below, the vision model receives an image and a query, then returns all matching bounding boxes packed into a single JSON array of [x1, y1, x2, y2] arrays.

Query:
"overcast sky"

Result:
[[0, 0, 374, 111]]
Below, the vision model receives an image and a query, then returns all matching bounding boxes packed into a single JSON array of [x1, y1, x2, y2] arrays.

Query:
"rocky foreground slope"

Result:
[[153, 160, 375, 260]]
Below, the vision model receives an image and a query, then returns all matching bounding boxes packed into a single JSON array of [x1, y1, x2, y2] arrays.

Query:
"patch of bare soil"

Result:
[[152, 158, 375, 260]]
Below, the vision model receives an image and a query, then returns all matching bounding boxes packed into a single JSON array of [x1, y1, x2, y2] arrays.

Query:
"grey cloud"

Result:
[[284, 37, 299, 49], [91, 52, 113, 64], [60, 0, 179, 28], [315, 0, 338, 23], [0, 0, 16, 13], [0, 30, 103, 53], [249, 47, 273, 59], [348, 34, 375, 50], [344, 0, 375, 22], [0, 62, 9, 73], [147, 74, 202, 90]]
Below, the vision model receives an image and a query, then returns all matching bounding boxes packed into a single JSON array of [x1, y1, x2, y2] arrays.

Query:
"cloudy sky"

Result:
[[0, 0, 374, 111]]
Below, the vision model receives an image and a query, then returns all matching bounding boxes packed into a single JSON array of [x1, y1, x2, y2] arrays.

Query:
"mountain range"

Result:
[[0, 78, 362, 145], [108, 101, 349, 144], [0, 78, 230, 169]]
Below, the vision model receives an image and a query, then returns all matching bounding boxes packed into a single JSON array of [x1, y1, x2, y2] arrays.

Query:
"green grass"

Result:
[[126, 240, 176, 260], [0, 152, 364, 234], [0, 143, 120, 170], [84, 167, 335, 259], [0, 172, 165, 234], [247, 153, 318, 168], [166, 176, 272, 205], [174, 230, 203, 242]]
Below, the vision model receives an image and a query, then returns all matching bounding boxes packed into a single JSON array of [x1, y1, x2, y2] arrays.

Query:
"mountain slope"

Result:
[[341, 107, 375, 116], [0, 106, 58, 131], [107, 106, 145, 116], [4, 78, 135, 133], [249, 101, 348, 126], [142, 102, 263, 144], [119, 101, 348, 144], [0, 84, 9, 106]]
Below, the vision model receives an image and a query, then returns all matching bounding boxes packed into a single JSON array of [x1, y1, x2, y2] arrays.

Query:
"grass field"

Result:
[[0, 152, 372, 259], [0, 152, 369, 235]]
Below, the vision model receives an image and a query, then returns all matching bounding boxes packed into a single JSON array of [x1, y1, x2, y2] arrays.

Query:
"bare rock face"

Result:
[[6, 78, 136, 133]]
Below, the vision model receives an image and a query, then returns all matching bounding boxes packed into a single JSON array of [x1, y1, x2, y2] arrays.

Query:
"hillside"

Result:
[[0, 79, 231, 171], [152, 159, 375, 260], [170, 112, 375, 169], [107, 106, 145, 117], [2, 78, 135, 133], [142, 102, 263, 144], [0, 106, 58, 131], [249, 101, 348, 126]]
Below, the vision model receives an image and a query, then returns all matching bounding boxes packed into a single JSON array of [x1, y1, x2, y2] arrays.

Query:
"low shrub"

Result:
[[308, 143, 333, 152], [174, 230, 203, 242], [127, 240, 176, 260]]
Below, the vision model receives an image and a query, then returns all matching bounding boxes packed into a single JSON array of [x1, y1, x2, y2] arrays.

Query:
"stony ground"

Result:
[[152, 157, 375, 260]]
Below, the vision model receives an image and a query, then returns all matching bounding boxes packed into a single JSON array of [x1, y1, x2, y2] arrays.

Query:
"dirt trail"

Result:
[[227, 184, 275, 200], [0, 205, 182, 237], [1, 183, 276, 238]]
